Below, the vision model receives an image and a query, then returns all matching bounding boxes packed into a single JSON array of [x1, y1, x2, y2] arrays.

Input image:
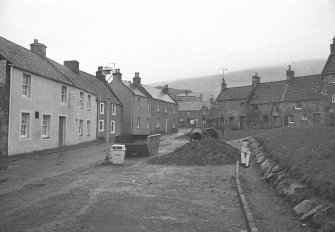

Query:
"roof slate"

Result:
[[178, 101, 210, 111], [0, 37, 73, 85], [216, 85, 254, 101], [122, 81, 149, 97], [141, 84, 177, 104], [322, 54, 335, 74], [249, 81, 286, 104]]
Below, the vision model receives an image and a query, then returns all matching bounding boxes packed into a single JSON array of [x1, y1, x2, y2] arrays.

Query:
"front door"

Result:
[[58, 116, 66, 146], [313, 113, 321, 127], [240, 116, 245, 129], [273, 116, 280, 128]]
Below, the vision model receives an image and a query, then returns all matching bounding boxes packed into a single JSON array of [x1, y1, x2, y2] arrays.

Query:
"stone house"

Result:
[[0, 37, 98, 157], [110, 71, 178, 135], [178, 101, 210, 129], [321, 36, 335, 126]]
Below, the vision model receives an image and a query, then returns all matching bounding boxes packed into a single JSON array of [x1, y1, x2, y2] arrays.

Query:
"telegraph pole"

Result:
[[104, 96, 111, 163]]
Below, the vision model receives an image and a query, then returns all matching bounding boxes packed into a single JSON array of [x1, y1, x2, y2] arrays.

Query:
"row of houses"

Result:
[[0, 37, 177, 158], [206, 37, 335, 129]]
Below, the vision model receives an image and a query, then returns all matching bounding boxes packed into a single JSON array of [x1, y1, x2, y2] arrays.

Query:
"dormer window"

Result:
[[295, 102, 302, 109]]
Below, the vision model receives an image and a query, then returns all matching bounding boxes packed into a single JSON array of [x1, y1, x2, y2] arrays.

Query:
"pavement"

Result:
[[0, 129, 247, 232]]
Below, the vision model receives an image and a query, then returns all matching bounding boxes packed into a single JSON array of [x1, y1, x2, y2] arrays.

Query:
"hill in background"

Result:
[[150, 59, 326, 100]]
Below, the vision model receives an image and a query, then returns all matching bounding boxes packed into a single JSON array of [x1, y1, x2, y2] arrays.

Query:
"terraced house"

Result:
[[0, 37, 105, 157], [110, 71, 178, 135], [208, 37, 335, 129]]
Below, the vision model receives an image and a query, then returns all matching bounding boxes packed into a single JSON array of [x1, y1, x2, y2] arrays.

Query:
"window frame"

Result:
[[137, 117, 140, 128], [20, 111, 31, 140], [147, 118, 150, 128], [79, 92, 84, 109], [147, 100, 150, 111], [332, 93, 335, 103], [110, 120, 115, 134], [41, 114, 51, 139], [111, 104, 116, 115], [288, 115, 295, 124], [79, 119, 84, 136], [22, 73, 32, 98], [295, 102, 302, 109], [301, 114, 308, 120], [87, 94, 91, 111], [100, 102, 105, 114], [137, 98, 141, 110], [157, 118, 160, 128], [61, 85, 68, 105], [87, 120, 91, 136], [99, 120, 104, 132], [332, 75, 335, 84], [157, 102, 160, 112]]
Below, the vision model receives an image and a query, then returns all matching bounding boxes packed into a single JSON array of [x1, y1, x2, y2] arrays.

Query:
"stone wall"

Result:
[[0, 60, 10, 158]]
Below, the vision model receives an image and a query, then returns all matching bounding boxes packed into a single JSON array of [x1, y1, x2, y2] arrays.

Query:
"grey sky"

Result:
[[1, 0, 334, 84]]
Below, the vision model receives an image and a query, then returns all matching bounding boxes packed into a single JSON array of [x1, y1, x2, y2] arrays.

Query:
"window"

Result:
[[180, 118, 184, 122], [187, 111, 190, 116], [22, 73, 31, 98], [202, 110, 206, 115], [240, 102, 245, 108], [173, 121, 175, 129], [302, 114, 308, 120], [111, 104, 116, 115], [173, 108, 176, 114], [138, 98, 141, 110], [157, 103, 160, 112], [203, 120, 206, 125], [99, 120, 104, 131], [229, 117, 234, 124], [157, 118, 160, 128], [42, 115, 51, 139], [100, 102, 104, 114], [79, 92, 84, 109], [137, 117, 140, 128], [295, 102, 302, 109], [164, 103, 167, 113], [110, 120, 115, 134], [61, 85, 67, 104], [79, 120, 83, 136], [288, 116, 294, 123], [87, 95, 91, 111], [332, 93, 335, 103], [147, 118, 150, 128], [87, 120, 91, 136], [147, 100, 150, 111], [21, 112, 30, 139], [332, 75, 335, 84]]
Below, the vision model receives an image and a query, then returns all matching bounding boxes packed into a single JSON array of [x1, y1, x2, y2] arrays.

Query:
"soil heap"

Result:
[[149, 138, 240, 165]]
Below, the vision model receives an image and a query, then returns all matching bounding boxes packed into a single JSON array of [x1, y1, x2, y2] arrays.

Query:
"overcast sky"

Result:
[[1, 0, 335, 84]]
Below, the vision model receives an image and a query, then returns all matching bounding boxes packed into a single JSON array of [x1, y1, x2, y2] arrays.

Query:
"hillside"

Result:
[[150, 59, 326, 100]]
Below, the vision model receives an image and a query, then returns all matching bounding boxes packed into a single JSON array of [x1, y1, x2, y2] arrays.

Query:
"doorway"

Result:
[[58, 116, 66, 146], [239, 116, 245, 129], [313, 113, 321, 127]]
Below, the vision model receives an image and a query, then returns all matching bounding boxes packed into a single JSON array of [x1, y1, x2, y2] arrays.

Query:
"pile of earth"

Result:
[[148, 138, 240, 165]]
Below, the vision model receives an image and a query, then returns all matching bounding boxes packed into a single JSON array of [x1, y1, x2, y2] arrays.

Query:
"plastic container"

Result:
[[110, 144, 126, 164]]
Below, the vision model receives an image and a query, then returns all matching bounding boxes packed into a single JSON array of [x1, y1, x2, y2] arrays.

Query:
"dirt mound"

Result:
[[149, 138, 240, 165]]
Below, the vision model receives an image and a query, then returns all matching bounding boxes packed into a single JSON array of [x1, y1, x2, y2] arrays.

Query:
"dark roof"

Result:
[[249, 81, 286, 104], [179, 101, 210, 111], [79, 72, 122, 105], [322, 54, 335, 74], [0, 37, 73, 85], [284, 74, 323, 102], [216, 85, 254, 102]]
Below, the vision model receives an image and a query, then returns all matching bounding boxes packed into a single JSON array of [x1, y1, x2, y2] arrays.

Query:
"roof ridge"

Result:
[[45, 57, 76, 86]]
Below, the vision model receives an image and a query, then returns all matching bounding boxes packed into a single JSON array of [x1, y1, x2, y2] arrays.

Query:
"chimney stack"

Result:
[[112, 68, 122, 81], [30, 39, 47, 57], [286, 65, 294, 81], [331, 36, 335, 55], [64, 60, 79, 74], [133, 72, 141, 84], [96, 66, 106, 80], [163, 84, 169, 94], [252, 72, 260, 87], [221, 78, 227, 90]]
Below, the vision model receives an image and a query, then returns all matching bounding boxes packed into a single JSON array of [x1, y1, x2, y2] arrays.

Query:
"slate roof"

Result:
[[141, 84, 177, 104], [122, 81, 149, 97], [322, 54, 335, 74], [215, 85, 254, 102], [178, 101, 210, 111], [0, 37, 73, 85], [78, 71, 122, 105], [283, 74, 323, 102], [249, 81, 286, 104]]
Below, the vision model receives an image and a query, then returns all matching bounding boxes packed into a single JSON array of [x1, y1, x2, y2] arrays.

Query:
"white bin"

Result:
[[110, 144, 126, 164]]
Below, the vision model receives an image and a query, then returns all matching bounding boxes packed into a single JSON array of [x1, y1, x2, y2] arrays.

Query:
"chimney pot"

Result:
[[133, 72, 141, 84], [30, 39, 47, 57], [64, 60, 79, 74], [286, 65, 295, 81], [112, 68, 122, 81], [252, 72, 260, 87]]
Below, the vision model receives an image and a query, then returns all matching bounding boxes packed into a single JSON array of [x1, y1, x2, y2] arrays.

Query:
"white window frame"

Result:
[[79, 119, 84, 136], [332, 75, 335, 84], [41, 114, 51, 139], [187, 111, 190, 116], [301, 114, 308, 120], [22, 73, 31, 98], [288, 116, 294, 124], [147, 118, 150, 128], [137, 117, 140, 128], [111, 104, 116, 115], [61, 85, 68, 105], [110, 120, 115, 134], [332, 93, 335, 103], [20, 111, 31, 140], [87, 120, 91, 136], [87, 95, 91, 111], [99, 120, 104, 132], [79, 92, 84, 109], [100, 102, 105, 114], [295, 102, 302, 109]]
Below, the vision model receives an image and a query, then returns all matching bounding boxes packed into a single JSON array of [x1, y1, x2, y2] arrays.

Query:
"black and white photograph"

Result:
[[0, 0, 335, 231]]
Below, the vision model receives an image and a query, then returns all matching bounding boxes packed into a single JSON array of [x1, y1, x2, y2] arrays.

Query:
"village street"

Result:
[[0, 131, 246, 232]]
